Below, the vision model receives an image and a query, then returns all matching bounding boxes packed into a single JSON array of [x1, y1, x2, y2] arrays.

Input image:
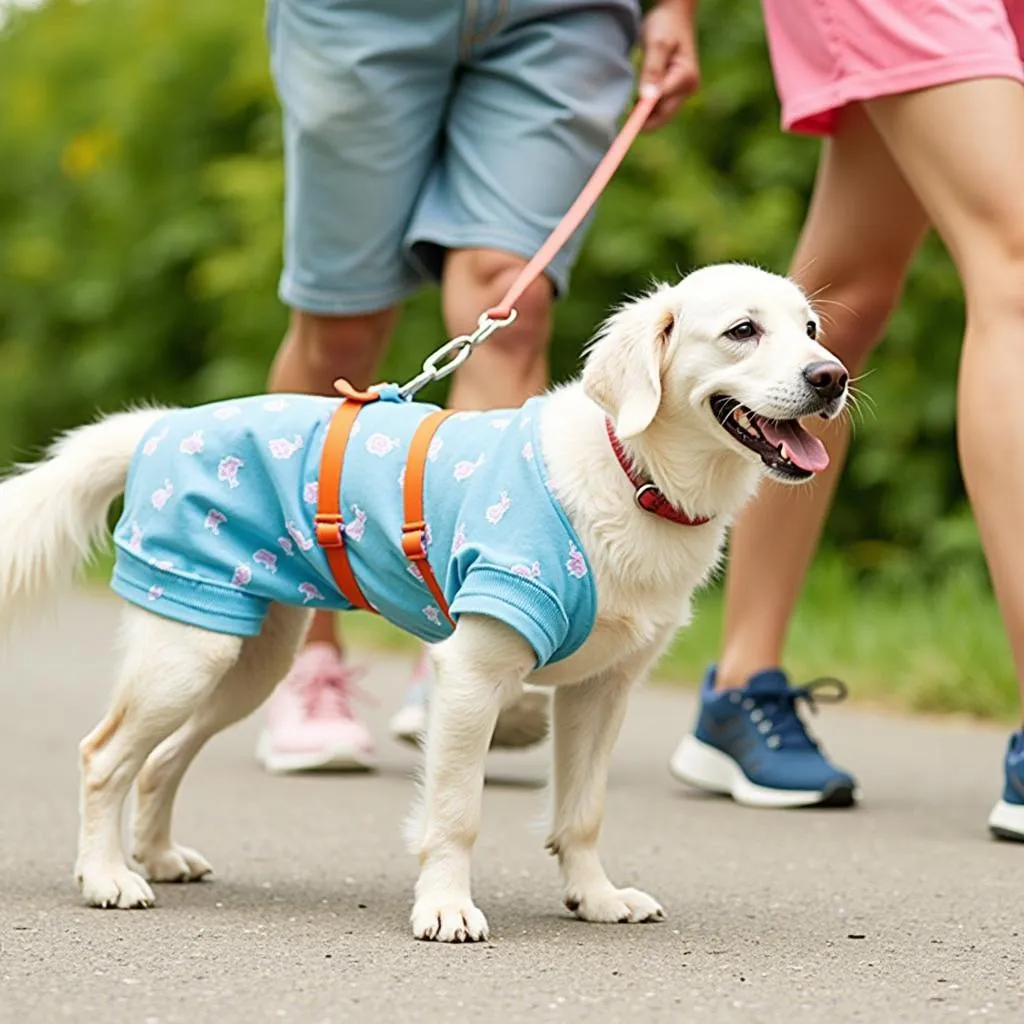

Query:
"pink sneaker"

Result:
[[256, 643, 375, 773]]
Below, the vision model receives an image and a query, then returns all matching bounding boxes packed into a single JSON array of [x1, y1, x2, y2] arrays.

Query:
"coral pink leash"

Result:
[[398, 84, 663, 399], [486, 83, 662, 322]]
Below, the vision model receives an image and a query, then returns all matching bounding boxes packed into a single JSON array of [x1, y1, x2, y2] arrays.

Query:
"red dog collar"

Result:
[[605, 419, 712, 527]]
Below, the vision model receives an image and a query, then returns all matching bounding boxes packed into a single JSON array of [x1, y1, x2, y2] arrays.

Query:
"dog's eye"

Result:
[[724, 320, 757, 342], [806, 321, 818, 339]]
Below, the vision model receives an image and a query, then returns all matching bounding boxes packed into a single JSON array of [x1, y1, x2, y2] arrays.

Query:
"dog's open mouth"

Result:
[[709, 395, 830, 480]]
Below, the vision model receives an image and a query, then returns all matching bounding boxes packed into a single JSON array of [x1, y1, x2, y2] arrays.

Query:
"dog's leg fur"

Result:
[[546, 637, 672, 924], [408, 615, 535, 942], [75, 607, 242, 909], [132, 604, 311, 883]]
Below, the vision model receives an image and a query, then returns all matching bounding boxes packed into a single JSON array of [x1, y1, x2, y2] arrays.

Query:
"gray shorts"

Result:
[[267, 0, 640, 314]]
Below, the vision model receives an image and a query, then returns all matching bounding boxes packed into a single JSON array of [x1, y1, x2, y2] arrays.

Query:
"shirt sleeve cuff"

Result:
[[449, 565, 568, 668]]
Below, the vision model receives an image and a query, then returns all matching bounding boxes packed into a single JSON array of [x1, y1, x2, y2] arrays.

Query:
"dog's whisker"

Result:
[[811, 297, 858, 318]]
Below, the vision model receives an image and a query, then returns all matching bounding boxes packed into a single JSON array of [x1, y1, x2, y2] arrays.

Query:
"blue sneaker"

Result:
[[988, 730, 1024, 841], [669, 666, 857, 808]]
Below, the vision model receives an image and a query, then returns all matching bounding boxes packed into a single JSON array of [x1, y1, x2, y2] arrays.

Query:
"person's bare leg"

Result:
[[716, 107, 929, 687], [864, 78, 1024, 715], [444, 248, 552, 410], [269, 308, 397, 654], [257, 309, 396, 774]]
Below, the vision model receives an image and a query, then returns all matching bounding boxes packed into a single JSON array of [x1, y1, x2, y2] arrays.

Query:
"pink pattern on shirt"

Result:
[[127, 520, 143, 554], [217, 456, 243, 489], [253, 549, 278, 574], [345, 506, 367, 542], [178, 430, 204, 455], [485, 492, 511, 525], [566, 543, 588, 580], [268, 435, 304, 460], [231, 563, 253, 587], [511, 561, 541, 580], [366, 433, 400, 457], [451, 522, 467, 555], [285, 520, 314, 552], [453, 454, 485, 482], [142, 428, 168, 456], [151, 480, 174, 510], [204, 509, 226, 536]]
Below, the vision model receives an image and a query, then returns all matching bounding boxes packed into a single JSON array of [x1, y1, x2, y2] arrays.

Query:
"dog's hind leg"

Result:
[[131, 603, 311, 884], [76, 607, 242, 909]]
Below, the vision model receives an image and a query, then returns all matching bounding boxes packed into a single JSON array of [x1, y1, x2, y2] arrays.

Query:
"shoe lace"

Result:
[[300, 664, 375, 719], [739, 677, 848, 751]]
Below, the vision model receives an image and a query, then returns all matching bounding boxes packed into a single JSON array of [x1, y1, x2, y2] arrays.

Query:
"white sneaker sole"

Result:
[[255, 732, 374, 774], [988, 799, 1024, 841], [389, 689, 551, 750], [669, 735, 854, 809]]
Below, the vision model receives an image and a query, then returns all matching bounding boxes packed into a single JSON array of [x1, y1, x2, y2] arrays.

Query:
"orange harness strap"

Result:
[[401, 409, 458, 627], [314, 381, 379, 614]]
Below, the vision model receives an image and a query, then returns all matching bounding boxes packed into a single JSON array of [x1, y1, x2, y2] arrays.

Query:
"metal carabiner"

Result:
[[398, 309, 518, 399]]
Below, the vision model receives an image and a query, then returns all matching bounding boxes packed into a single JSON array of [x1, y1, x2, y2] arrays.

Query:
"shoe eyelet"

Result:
[[729, 693, 741, 704], [750, 709, 764, 723], [767, 735, 781, 749], [742, 698, 754, 711], [758, 720, 772, 734]]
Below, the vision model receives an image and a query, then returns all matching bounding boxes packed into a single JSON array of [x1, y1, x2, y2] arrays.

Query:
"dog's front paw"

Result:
[[411, 896, 489, 942], [565, 885, 665, 924], [135, 843, 213, 884], [77, 862, 155, 909]]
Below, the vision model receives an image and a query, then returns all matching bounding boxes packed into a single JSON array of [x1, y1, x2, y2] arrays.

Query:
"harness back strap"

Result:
[[314, 380, 379, 614], [402, 409, 458, 627]]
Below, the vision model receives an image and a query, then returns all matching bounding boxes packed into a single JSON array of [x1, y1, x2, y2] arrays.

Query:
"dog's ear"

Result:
[[582, 290, 674, 440]]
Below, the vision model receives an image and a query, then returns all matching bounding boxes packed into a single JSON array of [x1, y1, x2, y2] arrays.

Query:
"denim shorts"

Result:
[[267, 0, 640, 315]]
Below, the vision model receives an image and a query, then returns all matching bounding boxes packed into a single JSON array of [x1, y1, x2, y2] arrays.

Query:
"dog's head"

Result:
[[582, 264, 848, 484]]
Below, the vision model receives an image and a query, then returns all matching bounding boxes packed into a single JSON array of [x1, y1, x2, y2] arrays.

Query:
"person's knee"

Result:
[[456, 251, 553, 361], [286, 309, 396, 390], [962, 252, 1024, 327]]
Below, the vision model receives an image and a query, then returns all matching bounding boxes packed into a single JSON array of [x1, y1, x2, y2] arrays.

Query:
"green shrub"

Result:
[[0, 0, 977, 584]]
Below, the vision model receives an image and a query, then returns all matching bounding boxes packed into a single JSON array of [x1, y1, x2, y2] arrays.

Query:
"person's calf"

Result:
[[269, 307, 398, 396], [442, 248, 553, 410]]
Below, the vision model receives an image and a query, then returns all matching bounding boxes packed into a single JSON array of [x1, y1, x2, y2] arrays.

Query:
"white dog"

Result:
[[0, 263, 847, 942]]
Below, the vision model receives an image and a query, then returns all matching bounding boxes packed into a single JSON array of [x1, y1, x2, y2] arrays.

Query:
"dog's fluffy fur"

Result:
[[0, 264, 846, 941]]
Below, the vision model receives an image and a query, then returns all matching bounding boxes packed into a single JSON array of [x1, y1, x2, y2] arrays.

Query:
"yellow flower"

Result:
[[60, 125, 118, 179]]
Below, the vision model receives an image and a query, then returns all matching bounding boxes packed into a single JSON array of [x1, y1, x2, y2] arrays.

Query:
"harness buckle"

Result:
[[314, 512, 346, 548], [401, 522, 427, 562]]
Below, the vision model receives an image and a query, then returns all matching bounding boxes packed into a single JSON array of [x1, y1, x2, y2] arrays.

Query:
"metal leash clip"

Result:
[[398, 309, 518, 399]]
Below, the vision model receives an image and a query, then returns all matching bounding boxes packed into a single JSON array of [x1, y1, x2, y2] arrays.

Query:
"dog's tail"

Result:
[[0, 409, 164, 625]]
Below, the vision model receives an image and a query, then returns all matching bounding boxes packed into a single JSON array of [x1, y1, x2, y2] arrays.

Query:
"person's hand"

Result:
[[638, 0, 701, 130]]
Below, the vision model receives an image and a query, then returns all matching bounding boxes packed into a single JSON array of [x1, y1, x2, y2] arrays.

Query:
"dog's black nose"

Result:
[[803, 361, 848, 402]]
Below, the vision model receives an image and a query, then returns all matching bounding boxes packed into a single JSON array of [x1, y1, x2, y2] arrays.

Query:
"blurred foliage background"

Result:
[[0, 0, 1011, 712]]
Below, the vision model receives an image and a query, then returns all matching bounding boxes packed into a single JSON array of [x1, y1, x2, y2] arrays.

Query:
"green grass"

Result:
[[84, 550, 1018, 722]]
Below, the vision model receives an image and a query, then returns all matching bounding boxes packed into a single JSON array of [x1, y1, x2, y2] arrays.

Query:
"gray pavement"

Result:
[[1, 592, 1022, 1024]]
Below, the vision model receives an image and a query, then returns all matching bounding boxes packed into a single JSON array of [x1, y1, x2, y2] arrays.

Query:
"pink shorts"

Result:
[[763, 0, 1024, 135]]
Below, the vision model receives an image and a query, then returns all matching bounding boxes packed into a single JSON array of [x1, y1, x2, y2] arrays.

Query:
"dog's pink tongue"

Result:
[[759, 419, 830, 472]]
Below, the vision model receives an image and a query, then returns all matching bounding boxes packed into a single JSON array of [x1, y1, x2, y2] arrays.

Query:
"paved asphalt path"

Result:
[[1, 592, 1022, 1023]]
